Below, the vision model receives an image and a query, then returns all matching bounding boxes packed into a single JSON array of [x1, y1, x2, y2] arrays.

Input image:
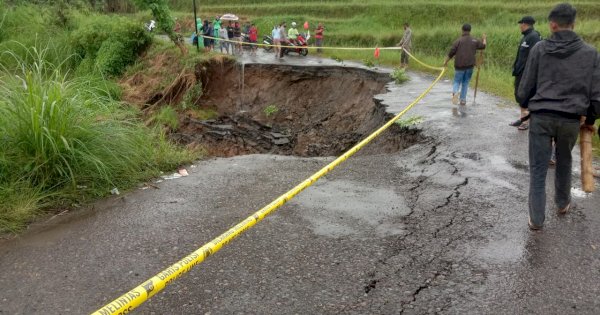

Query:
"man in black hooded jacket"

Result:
[[509, 16, 542, 129], [517, 3, 600, 230]]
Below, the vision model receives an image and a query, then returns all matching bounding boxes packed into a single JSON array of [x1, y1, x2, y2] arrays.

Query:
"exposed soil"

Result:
[[121, 55, 423, 157]]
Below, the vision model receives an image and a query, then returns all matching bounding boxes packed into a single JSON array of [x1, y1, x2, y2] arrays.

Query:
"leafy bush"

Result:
[[391, 67, 410, 84], [71, 15, 152, 76]]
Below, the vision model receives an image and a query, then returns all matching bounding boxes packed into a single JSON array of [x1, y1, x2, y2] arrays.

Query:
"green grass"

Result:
[[153, 106, 180, 129], [0, 48, 197, 232]]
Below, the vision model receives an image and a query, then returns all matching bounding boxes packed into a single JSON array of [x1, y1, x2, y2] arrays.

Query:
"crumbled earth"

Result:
[[122, 52, 423, 157]]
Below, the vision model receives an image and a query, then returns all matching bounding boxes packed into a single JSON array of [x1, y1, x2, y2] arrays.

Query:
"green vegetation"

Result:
[[264, 104, 279, 118], [395, 116, 424, 128], [362, 58, 375, 68], [153, 106, 180, 129], [0, 2, 197, 233], [391, 67, 410, 84], [71, 15, 152, 76]]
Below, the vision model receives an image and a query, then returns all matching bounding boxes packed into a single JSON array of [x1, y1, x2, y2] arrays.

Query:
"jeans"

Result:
[[453, 68, 474, 102], [528, 113, 580, 226]]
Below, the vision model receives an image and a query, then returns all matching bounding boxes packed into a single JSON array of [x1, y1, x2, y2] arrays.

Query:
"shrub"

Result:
[[71, 15, 152, 76], [391, 67, 410, 84]]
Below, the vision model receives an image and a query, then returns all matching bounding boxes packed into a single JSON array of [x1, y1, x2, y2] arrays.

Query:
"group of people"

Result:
[[442, 3, 599, 231], [190, 16, 258, 55], [270, 21, 324, 59], [188, 17, 325, 58]]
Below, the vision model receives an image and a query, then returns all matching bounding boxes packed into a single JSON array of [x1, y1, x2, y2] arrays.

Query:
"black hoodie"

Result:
[[517, 30, 600, 120]]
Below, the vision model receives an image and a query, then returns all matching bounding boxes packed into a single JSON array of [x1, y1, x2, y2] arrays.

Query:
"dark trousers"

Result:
[[514, 74, 522, 105], [400, 50, 409, 65], [528, 113, 580, 226]]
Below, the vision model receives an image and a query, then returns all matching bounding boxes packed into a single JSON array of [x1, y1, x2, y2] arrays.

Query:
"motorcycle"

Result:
[[262, 35, 274, 53], [262, 34, 309, 56], [281, 33, 309, 56]]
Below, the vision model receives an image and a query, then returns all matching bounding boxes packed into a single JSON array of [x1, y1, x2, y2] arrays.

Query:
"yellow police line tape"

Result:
[[92, 51, 446, 315], [197, 34, 406, 51], [197, 35, 443, 72]]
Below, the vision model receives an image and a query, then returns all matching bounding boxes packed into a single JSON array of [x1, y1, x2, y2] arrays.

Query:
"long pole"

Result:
[[473, 50, 484, 105], [193, 0, 199, 52]]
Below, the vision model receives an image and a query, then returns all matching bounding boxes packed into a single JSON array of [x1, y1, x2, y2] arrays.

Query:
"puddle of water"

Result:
[[290, 179, 410, 238]]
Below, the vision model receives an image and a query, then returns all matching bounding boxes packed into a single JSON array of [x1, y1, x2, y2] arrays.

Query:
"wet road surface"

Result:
[[1, 51, 599, 314]]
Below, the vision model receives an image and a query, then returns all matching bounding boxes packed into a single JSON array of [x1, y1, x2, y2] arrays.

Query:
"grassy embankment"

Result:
[[167, 0, 600, 151], [0, 3, 200, 233]]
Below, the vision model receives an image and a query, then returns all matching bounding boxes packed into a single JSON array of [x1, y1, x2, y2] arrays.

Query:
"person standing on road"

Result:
[[227, 22, 235, 55], [509, 16, 542, 131], [315, 22, 324, 53], [219, 25, 229, 54], [444, 24, 487, 107], [272, 24, 281, 59], [397, 22, 412, 68], [213, 16, 221, 50], [248, 23, 258, 56], [279, 22, 288, 59], [517, 3, 600, 230], [233, 22, 242, 55]]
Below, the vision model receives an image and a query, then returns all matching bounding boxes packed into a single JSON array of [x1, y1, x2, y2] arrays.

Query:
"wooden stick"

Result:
[[580, 127, 595, 192], [473, 50, 484, 104]]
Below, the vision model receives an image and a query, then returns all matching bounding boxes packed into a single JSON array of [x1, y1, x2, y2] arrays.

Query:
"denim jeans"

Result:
[[453, 68, 474, 102], [528, 113, 580, 226]]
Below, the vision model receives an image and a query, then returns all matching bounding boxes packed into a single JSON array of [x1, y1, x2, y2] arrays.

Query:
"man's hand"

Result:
[[581, 124, 597, 133], [443, 56, 449, 67]]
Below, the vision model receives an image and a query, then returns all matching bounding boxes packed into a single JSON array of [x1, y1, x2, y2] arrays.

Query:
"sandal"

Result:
[[528, 218, 543, 231], [509, 119, 523, 127], [518, 123, 529, 130]]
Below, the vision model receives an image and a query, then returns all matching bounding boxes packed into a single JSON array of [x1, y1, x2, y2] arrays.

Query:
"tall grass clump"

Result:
[[0, 46, 195, 232]]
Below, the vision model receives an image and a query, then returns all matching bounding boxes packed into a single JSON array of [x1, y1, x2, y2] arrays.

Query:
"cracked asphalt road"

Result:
[[1, 52, 599, 314]]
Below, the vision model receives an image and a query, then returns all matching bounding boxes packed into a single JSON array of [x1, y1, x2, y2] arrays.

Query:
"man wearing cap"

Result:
[[509, 16, 542, 130], [517, 3, 600, 230]]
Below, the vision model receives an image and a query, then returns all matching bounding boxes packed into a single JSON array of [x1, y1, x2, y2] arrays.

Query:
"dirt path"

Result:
[[1, 52, 599, 314]]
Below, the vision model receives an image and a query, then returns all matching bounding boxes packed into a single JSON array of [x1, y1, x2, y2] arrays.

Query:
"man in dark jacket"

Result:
[[509, 16, 542, 130], [444, 24, 487, 107], [517, 3, 600, 230]]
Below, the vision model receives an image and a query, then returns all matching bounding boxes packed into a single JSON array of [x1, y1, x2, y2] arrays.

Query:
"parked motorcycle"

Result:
[[262, 34, 309, 56], [262, 35, 274, 53], [281, 33, 309, 56]]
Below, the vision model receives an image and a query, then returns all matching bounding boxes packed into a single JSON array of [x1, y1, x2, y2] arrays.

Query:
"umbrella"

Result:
[[220, 13, 239, 21]]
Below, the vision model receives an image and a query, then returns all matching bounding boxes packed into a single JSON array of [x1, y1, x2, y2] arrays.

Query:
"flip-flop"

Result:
[[509, 119, 522, 127], [518, 123, 529, 130]]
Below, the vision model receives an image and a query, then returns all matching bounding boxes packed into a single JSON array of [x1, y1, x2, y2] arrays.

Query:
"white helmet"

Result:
[[291, 22, 297, 27]]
